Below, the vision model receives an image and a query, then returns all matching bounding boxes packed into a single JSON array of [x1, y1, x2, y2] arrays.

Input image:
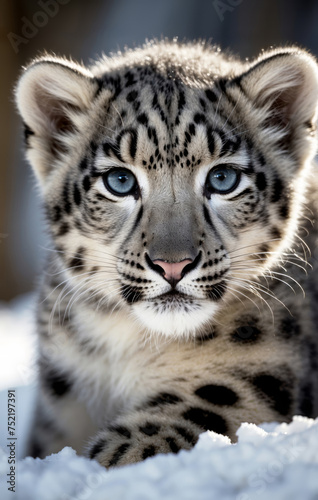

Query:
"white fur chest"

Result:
[[59, 307, 165, 425]]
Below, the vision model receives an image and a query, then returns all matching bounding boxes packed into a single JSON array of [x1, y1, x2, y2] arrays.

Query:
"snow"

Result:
[[0, 297, 318, 500]]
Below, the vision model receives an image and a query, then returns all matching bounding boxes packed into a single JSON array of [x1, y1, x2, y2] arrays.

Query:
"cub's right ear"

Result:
[[15, 57, 100, 183]]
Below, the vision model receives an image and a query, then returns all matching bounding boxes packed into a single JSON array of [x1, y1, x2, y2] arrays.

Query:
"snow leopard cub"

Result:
[[16, 40, 318, 467]]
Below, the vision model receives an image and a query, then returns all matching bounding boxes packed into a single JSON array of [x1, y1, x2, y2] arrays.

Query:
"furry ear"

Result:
[[15, 57, 99, 181], [238, 48, 318, 159]]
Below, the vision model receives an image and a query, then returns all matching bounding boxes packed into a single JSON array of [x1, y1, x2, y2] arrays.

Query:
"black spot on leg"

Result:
[[142, 445, 156, 460], [165, 437, 180, 453], [89, 438, 107, 459], [147, 392, 183, 407], [139, 423, 161, 436], [108, 443, 130, 467], [183, 407, 227, 434], [174, 426, 197, 445], [195, 385, 238, 405], [252, 374, 293, 416], [110, 426, 131, 439]]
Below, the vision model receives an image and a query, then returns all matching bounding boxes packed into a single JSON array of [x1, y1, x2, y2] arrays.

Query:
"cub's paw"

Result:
[[87, 411, 198, 467]]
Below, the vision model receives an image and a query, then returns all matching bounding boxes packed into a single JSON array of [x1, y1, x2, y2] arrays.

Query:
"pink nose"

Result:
[[152, 259, 193, 283]]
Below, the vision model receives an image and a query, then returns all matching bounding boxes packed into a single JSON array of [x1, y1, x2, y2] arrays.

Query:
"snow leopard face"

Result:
[[16, 42, 318, 338]]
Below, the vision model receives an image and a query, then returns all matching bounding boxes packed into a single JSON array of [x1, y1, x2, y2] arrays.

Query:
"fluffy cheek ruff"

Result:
[[131, 299, 219, 339]]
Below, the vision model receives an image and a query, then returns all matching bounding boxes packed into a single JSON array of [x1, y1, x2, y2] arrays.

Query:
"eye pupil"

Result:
[[103, 169, 137, 196], [119, 174, 128, 183], [216, 172, 225, 181]]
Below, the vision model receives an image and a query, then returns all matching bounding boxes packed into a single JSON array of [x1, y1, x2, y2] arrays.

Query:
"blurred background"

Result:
[[1, 0, 318, 301]]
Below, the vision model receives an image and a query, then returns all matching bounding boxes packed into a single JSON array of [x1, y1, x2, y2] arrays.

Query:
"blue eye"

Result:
[[103, 169, 137, 196], [207, 165, 240, 194]]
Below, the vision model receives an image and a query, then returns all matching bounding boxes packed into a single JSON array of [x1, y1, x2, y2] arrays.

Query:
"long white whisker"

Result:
[[231, 270, 296, 295], [223, 283, 262, 315], [229, 277, 290, 317]]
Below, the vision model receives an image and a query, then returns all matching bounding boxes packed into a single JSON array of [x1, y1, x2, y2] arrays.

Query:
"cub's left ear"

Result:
[[15, 57, 100, 181], [238, 48, 318, 160]]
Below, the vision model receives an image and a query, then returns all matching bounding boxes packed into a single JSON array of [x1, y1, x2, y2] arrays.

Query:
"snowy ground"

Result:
[[0, 297, 318, 500]]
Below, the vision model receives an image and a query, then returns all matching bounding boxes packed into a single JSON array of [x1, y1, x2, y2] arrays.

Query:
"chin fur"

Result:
[[132, 299, 218, 339]]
